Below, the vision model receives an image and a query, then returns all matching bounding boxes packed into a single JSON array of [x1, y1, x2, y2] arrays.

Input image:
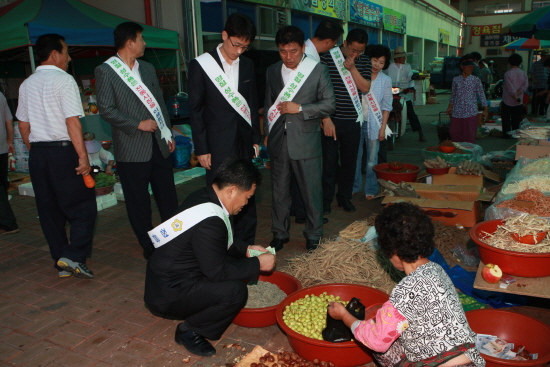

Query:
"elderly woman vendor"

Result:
[[328, 202, 485, 367]]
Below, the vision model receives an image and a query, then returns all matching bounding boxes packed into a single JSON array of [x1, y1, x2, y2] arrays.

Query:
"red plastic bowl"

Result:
[[466, 309, 550, 367], [276, 283, 389, 367], [470, 220, 550, 277], [439, 145, 456, 153], [425, 166, 451, 175], [388, 164, 403, 171], [232, 271, 301, 328], [373, 163, 420, 183], [511, 232, 548, 245]]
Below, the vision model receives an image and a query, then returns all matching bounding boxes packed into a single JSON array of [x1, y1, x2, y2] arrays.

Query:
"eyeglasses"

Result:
[[229, 38, 250, 52], [346, 45, 365, 55]]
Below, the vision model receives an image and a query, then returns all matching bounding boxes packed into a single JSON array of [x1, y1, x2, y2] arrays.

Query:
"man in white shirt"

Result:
[[385, 46, 426, 142], [0, 91, 18, 236], [292, 20, 343, 224], [304, 20, 344, 62], [17, 34, 96, 279], [188, 13, 261, 246]]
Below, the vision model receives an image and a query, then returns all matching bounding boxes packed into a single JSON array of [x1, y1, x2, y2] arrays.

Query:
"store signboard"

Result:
[[291, 0, 346, 19], [350, 0, 383, 29], [439, 29, 450, 44], [241, 0, 288, 5], [471, 24, 502, 36], [480, 34, 522, 47], [382, 7, 406, 34]]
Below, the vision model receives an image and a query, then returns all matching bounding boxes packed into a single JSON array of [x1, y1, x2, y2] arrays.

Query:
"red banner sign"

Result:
[[471, 24, 502, 36]]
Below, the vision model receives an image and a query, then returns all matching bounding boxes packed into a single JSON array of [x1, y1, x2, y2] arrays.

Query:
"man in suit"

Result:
[[264, 26, 335, 252], [145, 157, 275, 357], [95, 22, 178, 260], [189, 13, 260, 246]]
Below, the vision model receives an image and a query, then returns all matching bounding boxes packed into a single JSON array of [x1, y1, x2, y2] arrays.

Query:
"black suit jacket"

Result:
[[188, 49, 260, 162], [144, 187, 260, 305]]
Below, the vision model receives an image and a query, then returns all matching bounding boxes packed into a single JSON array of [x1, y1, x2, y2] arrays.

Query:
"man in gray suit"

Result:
[[95, 22, 178, 260], [264, 26, 335, 251]]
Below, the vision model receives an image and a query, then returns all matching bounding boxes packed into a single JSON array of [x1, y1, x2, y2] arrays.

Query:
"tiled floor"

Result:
[[2, 93, 549, 366]]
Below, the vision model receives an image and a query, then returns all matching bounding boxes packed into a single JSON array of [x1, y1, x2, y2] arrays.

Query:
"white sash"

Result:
[[195, 53, 251, 126], [267, 57, 318, 133], [330, 47, 363, 123], [148, 202, 233, 249], [363, 91, 392, 139], [104, 57, 172, 145]]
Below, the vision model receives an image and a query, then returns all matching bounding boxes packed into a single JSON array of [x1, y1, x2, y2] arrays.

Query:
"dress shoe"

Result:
[[338, 200, 356, 213], [296, 218, 328, 224], [270, 237, 289, 252], [306, 239, 319, 251], [175, 328, 216, 357]]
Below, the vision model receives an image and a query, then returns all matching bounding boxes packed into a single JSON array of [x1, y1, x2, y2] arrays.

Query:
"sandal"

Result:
[[366, 195, 374, 200]]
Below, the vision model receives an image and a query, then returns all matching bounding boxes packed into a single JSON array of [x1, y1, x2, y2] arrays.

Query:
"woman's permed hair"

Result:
[[365, 44, 391, 70], [374, 202, 435, 263]]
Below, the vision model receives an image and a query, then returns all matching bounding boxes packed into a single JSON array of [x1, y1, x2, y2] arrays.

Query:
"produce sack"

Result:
[[322, 297, 365, 343], [171, 136, 192, 169]]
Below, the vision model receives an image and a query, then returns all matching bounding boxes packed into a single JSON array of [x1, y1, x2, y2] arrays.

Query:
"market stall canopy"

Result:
[[0, 0, 179, 51], [501, 36, 550, 50], [501, 5, 550, 40]]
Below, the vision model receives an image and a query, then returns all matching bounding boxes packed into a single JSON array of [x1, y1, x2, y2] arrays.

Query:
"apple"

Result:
[[89, 104, 98, 114], [481, 263, 503, 284]]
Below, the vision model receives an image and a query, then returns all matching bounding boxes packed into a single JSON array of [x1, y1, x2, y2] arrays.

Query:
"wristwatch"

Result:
[[298, 105, 303, 112]]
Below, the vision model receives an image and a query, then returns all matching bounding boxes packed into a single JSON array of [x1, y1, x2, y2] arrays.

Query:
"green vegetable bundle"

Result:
[[94, 172, 117, 188]]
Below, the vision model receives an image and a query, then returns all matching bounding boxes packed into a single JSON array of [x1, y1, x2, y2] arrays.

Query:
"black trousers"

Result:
[[146, 279, 247, 340], [28, 145, 97, 270], [0, 153, 17, 231], [322, 119, 361, 205], [501, 103, 525, 136], [117, 137, 178, 253], [205, 138, 257, 246], [406, 100, 423, 134], [532, 93, 548, 116]]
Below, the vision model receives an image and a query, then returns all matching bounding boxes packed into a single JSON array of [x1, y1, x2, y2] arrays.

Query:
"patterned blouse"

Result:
[[450, 74, 487, 119], [352, 262, 485, 367]]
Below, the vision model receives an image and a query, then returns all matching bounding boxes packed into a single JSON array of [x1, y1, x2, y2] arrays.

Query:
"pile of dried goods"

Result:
[[236, 346, 336, 367], [440, 139, 454, 147], [501, 177, 550, 195], [282, 293, 347, 340], [456, 160, 483, 176], [388, 161, 404, 169], [245, 281, 287, 308], [519, 157, 550, 175], [339, 217, 375, 240], [497, 189, 550, 217], [378, 179, 420, 198], [423, 156, 450, 169], [282, 239, 402, 295], [481, 214, 550, 253]]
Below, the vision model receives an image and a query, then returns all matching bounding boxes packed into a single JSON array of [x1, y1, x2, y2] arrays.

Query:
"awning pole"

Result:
[[176, 51, 182, 94], [29, 45, 36, 72]]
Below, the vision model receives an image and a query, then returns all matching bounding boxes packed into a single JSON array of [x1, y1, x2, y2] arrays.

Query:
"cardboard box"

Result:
[[515, 144, 550, 160], [382, 196, 481, 227], [409, 183, 482, 201], [427, 97, 438, 104], [432, 167, 484, 187], [18, 182, 34, 197]]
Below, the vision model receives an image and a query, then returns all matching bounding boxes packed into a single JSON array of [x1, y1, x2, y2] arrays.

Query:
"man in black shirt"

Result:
[[320, 29, 371, 214]]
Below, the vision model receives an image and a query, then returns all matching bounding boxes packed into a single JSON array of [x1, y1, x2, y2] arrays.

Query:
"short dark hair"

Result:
[[375, 202, 435, 263], [346, 28, 368, 45], [459, 54, 473, 64], [313, 20, 344, 41], [114, 22, 144, 50], [470, 51, 482, 61], [508, 53, 522, 66], [275, 26, 305, 47], [35, 34, 65, 63], [224, 13, 257, 43], [365, 44, 391, 70], [213, 157, 262, 191]]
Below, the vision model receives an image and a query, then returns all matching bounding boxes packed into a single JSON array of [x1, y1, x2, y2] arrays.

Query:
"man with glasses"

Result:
[[319, 28, 371, 215], [189, 13, 261, 246]]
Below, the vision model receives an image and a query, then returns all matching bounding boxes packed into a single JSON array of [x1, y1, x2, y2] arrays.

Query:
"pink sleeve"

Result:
[[353, 300, 408, 353]]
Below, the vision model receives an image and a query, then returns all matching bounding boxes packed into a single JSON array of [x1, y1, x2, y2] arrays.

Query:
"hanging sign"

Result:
[[350, 0, 383, 29], [290, 0, 346, 19], [382, 8, 406, 34]]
